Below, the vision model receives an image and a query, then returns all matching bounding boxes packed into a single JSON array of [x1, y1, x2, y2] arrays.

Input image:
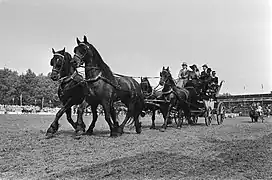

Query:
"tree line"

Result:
[[0, 68, 61, 107]]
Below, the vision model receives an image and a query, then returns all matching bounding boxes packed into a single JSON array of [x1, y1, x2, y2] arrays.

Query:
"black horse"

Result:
[[159, 67, 198, 131], [140, 77, 169, 129], [71, 36, 144, 136], [46, 48, 88, 138]]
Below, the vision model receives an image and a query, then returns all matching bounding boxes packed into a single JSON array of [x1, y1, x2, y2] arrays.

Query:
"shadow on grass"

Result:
[[43, 133, 272, 180]]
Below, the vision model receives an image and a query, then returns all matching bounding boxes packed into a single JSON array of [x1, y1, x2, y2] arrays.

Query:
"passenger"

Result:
[[187, 64, 200, 89], [256, 102, 263, 116], [201, 67, 212, 95], [200, 64, 209, 81], [211, 71, 218, 85], [177, 62, 189, 88]]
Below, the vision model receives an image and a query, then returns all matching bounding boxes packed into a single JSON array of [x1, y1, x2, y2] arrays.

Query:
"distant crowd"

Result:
[[0, 104, 61, 114]]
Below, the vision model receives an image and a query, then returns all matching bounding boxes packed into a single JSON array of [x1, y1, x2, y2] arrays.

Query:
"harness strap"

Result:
[[54, 53, 64, 58]]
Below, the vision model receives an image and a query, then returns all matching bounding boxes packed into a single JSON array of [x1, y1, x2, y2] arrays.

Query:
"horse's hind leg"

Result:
[[119, 101, 137, 133], [65, 108, 77, 130], [133, 110, 142, 134], [75, 100, 88, 136], [86, 104, 98, 135], [110, 105, 119, 128], [119, 110, 133, 133], [150, 109, 156, 129]]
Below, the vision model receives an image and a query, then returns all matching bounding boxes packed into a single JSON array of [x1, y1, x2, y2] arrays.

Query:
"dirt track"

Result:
[[0, 114, 272, 180]]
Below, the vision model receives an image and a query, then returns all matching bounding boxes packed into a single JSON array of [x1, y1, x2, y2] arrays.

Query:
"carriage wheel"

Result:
[[216, 102, 225, 125], [205, 108, 212, 126]]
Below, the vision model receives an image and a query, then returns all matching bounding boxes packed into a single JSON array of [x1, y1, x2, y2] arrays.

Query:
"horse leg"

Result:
[[65, 108, 77, 130], [133, 112, 142, 134], [183, 105, 191, 125], [75, 100, 88, 136], [150, 109, 156, 129], [160, 104, 172, 132], [46, 99, 72, 138], [85, 104, 99, 135], [102, 101, 119, 137], [176, 109, 183, 128], [119, 110, 133, 133], [110, 103, 120, 129], [133, 99, 143, 134]]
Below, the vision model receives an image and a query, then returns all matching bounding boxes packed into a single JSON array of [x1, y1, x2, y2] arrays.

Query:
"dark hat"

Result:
[[181, 62, 187, 67], [202, 64, 208, 68], [212, 71, 216, 74], [189, 64, 197, 70], [207, 68, 212, 73]]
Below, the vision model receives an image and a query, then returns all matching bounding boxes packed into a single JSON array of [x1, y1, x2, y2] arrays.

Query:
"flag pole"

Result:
[[261, 84, 264, 107], [243, 86, 246, 107]]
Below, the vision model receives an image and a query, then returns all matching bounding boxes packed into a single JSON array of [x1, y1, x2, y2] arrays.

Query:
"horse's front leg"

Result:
[[46, 98, 72, 138], [160, 104, 172, 132], [102, 100, 121, 137], [65, 107, 77, 130], [86, 103, 99, 135], [75, 100, 88, 136]]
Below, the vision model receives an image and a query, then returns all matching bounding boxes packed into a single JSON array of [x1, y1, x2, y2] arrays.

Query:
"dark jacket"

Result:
[[211, 76, 218, 85]]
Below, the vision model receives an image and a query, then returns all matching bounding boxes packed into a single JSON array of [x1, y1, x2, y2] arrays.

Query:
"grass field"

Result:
[[0, 114, 272, 180]]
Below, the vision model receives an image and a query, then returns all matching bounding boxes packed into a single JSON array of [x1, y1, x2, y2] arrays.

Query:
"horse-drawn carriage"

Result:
[[141, 67, 225, 128], [47, 36, 225, 138]]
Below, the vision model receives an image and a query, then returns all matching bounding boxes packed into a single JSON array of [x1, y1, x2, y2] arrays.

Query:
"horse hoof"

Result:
[[136, 128, 142, 134], [136, 126, 142, 134], [45, 133, 54, 139], [85, 130, 93, 136], [110, 131, 122, 137], [76, 130, 85, 136], [159, 128, 165, 132], [73, 135, 82, 140], [117, 127, 124, 134]]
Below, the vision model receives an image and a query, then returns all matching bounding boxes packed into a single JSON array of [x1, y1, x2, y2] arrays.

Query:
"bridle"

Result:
[[73, 42, 90, 67], [52, 53, 65, 74], [159, 69, 172, 86]]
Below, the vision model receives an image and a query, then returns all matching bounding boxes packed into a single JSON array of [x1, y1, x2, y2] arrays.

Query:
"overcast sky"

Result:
[[0, 0, 271, 94]]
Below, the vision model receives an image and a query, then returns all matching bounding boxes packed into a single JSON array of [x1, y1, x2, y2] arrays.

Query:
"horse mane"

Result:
[[64, 52, 72, 62], [88, 44, 116, 82], [166, 70, 176, 86]]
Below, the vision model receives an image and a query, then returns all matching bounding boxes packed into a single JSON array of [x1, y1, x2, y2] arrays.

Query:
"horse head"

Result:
[[159, 66, 172, 86], [140, 77, 152, 95], [50, 47, 67, 81], [71, 35, 94, 68]]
